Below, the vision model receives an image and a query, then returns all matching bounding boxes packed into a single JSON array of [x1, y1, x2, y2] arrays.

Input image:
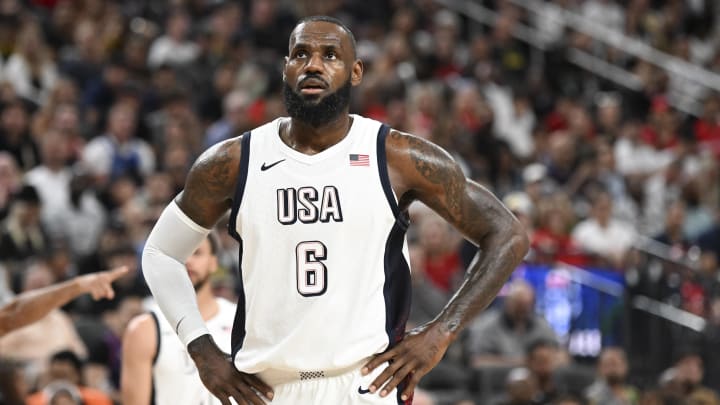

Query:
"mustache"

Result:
[[298, 75, 328, 88]]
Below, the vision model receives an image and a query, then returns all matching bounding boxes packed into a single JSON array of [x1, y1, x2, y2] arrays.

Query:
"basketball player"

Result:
[[121, 236, 235, 405], [142, 16, 529, 405], [0, 266, 127, 337]]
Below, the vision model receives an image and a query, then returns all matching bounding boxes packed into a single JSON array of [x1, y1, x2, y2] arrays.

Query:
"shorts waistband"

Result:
[[257, 359, 367, 387]]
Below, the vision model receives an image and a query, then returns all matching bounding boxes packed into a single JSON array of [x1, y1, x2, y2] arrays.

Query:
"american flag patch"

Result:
[[349, 154, 370, 166]]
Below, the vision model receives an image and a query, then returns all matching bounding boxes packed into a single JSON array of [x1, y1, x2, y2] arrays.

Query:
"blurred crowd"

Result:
[[1, 0, 720, 404]]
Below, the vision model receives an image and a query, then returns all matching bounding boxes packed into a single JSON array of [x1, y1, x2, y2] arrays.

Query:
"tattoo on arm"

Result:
[[404, 134, 466, 222], [177, 138, 241, 227], [391, 131, 529, 337]]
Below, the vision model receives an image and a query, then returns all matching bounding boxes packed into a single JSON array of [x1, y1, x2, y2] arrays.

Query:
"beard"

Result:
[[191, 273, 210, 292], [605, 374, 625, 387], [283, 77, 352, 127]]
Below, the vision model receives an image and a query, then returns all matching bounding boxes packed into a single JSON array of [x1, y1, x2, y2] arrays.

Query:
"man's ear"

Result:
[[351, 59, 364, 86]]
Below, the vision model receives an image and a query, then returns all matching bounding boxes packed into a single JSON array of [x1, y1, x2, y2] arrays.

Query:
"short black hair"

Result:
[[51, 350, 83, 375], [525, 337, 559, 357], [293, 15, 357, 58]]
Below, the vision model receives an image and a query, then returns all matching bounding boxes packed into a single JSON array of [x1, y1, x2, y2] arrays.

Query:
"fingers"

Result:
[[106, 266, 129, 281], [400, 373, 419, 402], [89, 280, 116, 301], [362, 350, 394, 376], [100, 282, 115, 299], [378, 363, 415, 398], [243, 374, 274, 400], [368, 359, 401, 395], [232, 383, 266, 405]]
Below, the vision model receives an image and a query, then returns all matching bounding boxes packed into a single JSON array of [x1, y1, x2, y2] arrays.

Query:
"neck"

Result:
[[284, 113, 352, 155], [196, 284, 219, 320]]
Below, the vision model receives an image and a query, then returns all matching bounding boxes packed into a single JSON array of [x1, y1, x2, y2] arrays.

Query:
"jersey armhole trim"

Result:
[[228, 132, 252, 242], [376, 124, 409, 229], [149, 312, 161, 366]]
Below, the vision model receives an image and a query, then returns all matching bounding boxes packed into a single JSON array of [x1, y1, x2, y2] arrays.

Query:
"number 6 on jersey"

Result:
[[296, 241, 328, 297]]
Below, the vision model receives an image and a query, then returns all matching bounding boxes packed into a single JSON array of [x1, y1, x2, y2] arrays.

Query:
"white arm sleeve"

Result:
[[142, 201, 211, 346]]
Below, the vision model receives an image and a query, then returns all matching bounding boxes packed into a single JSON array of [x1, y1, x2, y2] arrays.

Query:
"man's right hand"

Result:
[[188, 335, 274, 405]]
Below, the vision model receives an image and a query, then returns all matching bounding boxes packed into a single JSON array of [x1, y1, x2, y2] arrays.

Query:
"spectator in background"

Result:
[[0, 184, 49, 267], [407, 244, 448, 328], [680, 179, 714, 242], [0, 100, 39, 171], [415, 211, 464, 292], [0, 152, 21, 220], [613, 121, 673, 178], [204, 89, 253, 148], [81, 102, 155, 187], [3, 22, 58, 105], [80, 58, 129, 131], [584, 347, 639, 405], [571, 190, 636, 268], [531, 192, 587, 266], [653, 200, 690, 250], [489, 367, 538, 405], [27, 350, 112, 405], [674, 350, 720, 405], [526, 339, 564, 405], [642, 159, 684, 237], [147, 9, 199, 69], [25, 129, 106, 257], [467, 280, 559, 368]]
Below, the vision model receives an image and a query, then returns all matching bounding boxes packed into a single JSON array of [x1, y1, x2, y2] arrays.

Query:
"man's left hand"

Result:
[[361, 322, 454, 401]]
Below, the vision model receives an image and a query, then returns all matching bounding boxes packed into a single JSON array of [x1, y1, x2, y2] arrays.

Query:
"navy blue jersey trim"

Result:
[[228, 132, 252, 242], [383, 219, 412, 350], [149, 311, 161, 366], [231, 237, 247, 360], [376, 125, 409, 229]]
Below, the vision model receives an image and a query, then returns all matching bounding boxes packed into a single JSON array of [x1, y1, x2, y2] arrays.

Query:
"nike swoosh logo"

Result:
[[261, 159, 286, 171], [175, 316, 186, 334], [358, 386, 371, 395]]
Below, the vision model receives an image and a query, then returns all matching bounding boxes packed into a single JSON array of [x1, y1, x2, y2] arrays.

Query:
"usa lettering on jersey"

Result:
[[277, 186, 343, 224]]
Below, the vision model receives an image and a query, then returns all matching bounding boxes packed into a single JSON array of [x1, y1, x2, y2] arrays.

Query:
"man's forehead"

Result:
[[290, 22, 348, 48]]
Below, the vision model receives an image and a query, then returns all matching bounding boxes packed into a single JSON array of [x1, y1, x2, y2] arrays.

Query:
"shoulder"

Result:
[[189, 136, 244, 184], [177, 135, 245, 223], [123, 313, 158, 359], [384, 129, 464, 189], [125, 313, 157, 338], [385, 129, 457, 171]]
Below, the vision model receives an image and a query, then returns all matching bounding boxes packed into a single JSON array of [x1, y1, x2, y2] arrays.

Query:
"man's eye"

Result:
[[326, 52, 337, 59], [295, 51, 307, 58]]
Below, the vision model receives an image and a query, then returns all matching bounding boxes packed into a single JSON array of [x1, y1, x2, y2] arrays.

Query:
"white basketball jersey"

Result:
[[228, 115, 411, 374], [151, 298, 236, 405]]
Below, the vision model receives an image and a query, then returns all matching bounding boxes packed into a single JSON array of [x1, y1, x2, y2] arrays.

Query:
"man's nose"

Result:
[[304, 52, 324, 73]]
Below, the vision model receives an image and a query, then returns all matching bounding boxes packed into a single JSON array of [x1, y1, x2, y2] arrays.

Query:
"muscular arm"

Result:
[[0, 267, 127, 337], [388, 130, 529, 336], [141, 137, 272, 405], [121, 314, 157, 405], [142, 138, 240, 345], [365, 130, 529, 399]]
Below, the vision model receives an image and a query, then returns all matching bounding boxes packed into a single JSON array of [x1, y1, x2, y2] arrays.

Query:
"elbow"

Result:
[[508, 217, 530, 262]]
